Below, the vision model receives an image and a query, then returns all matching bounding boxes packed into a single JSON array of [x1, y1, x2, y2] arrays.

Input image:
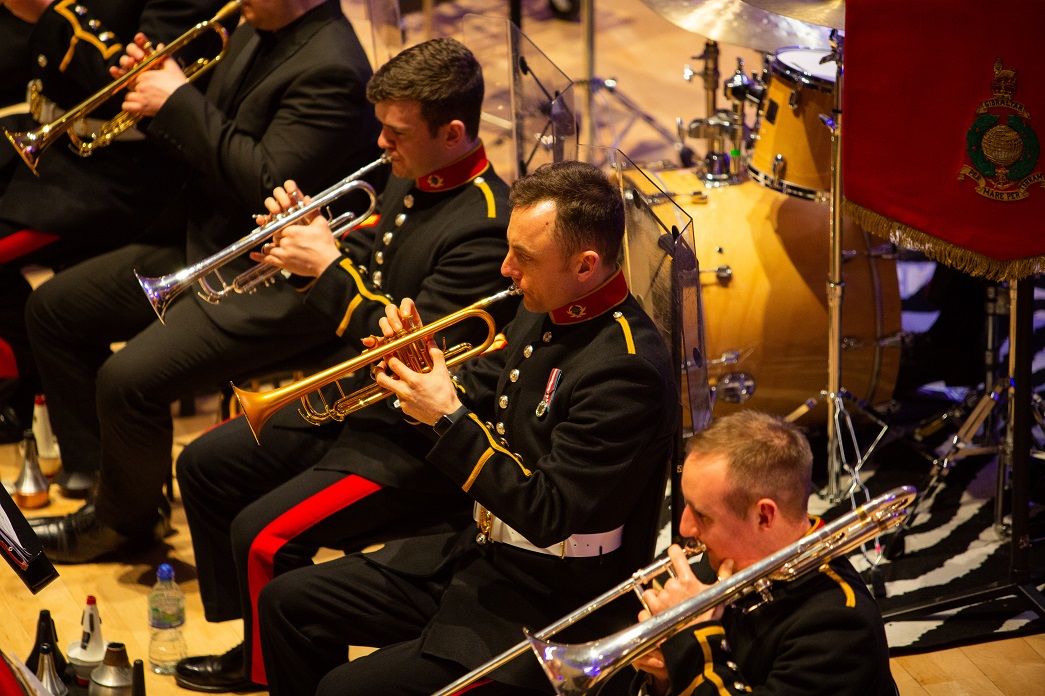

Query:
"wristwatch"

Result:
[[433, 404, 469, 437]]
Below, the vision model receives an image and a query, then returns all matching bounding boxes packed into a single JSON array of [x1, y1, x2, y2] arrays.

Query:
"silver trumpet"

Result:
[[524, 486, 916, 696], [136, 154, 389, 323]]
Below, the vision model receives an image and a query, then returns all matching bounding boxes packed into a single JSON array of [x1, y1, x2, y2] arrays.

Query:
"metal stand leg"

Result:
[[884, 279, 1045, 620], [577, 0, 689, 165]]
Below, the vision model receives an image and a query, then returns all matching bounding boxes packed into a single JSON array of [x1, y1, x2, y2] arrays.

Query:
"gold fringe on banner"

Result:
[[843, 200, 1045, 282]]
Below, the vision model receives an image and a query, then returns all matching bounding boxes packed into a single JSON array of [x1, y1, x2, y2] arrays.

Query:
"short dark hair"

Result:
[[366, 37, 484, 139], [508, 161, 624, 265], [686, 410, 813, 522]]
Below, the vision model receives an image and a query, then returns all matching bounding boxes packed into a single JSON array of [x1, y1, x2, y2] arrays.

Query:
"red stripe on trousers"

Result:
[[247, 474, 383, 684], [0, 229, 58, 264], [0, 338, 17, 379]]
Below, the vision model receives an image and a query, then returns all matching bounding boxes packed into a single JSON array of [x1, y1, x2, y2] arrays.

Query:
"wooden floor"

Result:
[[2, 0, 1044, 694]]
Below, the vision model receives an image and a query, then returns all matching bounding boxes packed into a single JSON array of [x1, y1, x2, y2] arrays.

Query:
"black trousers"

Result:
[[24, 242, 341, 531], [258, 553, 547, 696], [177, 413, 473, 684]]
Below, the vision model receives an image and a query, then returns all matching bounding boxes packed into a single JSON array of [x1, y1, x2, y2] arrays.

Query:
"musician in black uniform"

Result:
[[0, 0, 223, 455], [170, 38, 515, 693], [26, 0, 381, 560], [631, 411, 896, 696], [257, 160, 679, 696]]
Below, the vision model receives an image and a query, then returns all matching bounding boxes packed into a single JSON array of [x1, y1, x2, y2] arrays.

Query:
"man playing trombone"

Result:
[[256, 160, 679, 696], [631, 411, 896, 696], [170, 38, 516, 694], [26, 0, 381, 558]]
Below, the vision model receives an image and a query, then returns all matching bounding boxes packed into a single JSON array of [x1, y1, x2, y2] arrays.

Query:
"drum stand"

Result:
[[883, 278, 1045, 619], [576, 0, 692, 167], [793, 31, 890, 506]]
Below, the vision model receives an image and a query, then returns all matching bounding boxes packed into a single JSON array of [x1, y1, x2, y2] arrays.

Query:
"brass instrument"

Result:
[[3, 0, 241, 175], [136, 155, 388, 323], [433, 485, 915, 696], [233, 285, 521, 443]]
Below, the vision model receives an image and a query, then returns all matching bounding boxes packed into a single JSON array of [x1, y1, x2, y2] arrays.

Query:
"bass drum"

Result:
[[647, 169, 901, 421]]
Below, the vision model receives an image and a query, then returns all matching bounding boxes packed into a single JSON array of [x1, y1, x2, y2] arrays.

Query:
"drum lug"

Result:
[[772, 154, 786, 181], [788, 83, 802, 110], [712, 371, 756, 404], [700, 265, 732, 282], [707, 351, 740, 367], [842, 336, 865, 351]]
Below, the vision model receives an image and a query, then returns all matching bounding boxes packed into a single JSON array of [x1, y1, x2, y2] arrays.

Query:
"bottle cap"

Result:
[[157, 563, 174, 582]]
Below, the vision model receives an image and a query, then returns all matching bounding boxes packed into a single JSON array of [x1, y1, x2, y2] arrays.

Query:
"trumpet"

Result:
[[433, 485, 915, 696], [233, 285, 521, 443], [3, 0, 241, 175], [136, 155, 388, 323]]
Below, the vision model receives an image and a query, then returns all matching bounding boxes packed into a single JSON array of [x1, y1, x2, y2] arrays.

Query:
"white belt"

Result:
[[27, 80, 145, 143], [474, 504, 623, 558]]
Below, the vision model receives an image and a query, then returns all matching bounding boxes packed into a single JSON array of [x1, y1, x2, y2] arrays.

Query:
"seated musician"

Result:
[[169, 38, 516, 693], [27, 0, 381, 558], [631, 410, 896, 696], [0, 0, 226, 462], [256, 160, 679, 696]]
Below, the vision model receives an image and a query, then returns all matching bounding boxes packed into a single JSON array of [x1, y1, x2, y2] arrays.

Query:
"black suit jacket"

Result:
[[0, 0, 225, 246], [144, 0, 382, 333]]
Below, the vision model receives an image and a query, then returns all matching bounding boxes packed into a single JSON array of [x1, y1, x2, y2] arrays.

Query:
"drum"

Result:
[[748, 47, 837, 199], [641, 170, 901, 421]]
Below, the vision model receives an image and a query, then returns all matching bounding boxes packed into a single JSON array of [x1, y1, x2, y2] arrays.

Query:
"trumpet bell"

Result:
[[3, 127, 44, 177]]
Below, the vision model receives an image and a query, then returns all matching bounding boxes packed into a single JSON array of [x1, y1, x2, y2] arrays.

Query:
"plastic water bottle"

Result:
[[147, 563, 187, 674]]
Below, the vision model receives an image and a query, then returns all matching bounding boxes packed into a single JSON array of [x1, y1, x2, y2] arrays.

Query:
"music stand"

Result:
[[594, 145, 713, 540]]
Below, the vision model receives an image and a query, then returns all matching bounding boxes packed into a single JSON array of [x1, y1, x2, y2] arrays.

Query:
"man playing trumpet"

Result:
[[256, 160, 679, 696], [171, 38, 516, 693], [632, 411, 896, 696], [27, 0, 381, 559]]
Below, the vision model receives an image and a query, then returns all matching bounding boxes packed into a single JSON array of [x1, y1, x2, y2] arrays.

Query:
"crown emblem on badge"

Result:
[[958, 59, 1044, 201]]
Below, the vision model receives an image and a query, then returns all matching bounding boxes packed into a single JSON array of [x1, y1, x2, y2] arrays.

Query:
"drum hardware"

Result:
[[699, 264, 732, 282], [679, 41, 750, 187], [712, 371, 756, 404], [884, 280, 1045, 560], [517, 488, 915, 696], [706, 350, 740, 367]]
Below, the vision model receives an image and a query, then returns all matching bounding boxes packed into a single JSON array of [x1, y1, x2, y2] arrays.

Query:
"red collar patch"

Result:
[[416, 143, 489, 192], [549, 269, 629, 325]]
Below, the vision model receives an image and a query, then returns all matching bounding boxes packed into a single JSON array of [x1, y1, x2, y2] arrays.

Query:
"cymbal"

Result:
[[740, 0, 844, 29], [641, 0, 833, 54]]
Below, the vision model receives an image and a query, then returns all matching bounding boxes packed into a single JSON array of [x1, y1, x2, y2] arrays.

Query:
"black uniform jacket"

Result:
[[365, 271, 679, 689], [142, 0, 382, 334], [270, 146, 516, 490], [0, 0, 226, 240], [655, 556, 896, 696]]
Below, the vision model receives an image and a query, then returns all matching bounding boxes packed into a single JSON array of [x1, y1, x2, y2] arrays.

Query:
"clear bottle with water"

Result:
[[147, 563, 187, 674]]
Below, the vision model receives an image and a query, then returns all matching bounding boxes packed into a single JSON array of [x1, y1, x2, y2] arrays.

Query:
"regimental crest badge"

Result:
[[958, 59, 1044, 201]]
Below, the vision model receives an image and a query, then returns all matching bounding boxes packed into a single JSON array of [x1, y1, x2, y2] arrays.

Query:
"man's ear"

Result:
[[574, 249, 600, 281], [755, 499, 778, 530], [443, 119, 466, 148]]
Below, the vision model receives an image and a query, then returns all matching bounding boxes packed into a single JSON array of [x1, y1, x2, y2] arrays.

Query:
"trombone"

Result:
[[3, 0, 241, 175], [233, 285, 521, 443], [136, 155, 388, 323], [434, 485, 915, 696]]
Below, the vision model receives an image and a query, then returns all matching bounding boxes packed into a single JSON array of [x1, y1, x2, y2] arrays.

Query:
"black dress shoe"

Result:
[[53, 470, 99, 499], [175, 643, 264, 693], [28, 503, 170, 564]]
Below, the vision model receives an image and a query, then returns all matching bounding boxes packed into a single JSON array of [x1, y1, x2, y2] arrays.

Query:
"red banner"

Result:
[[843, 0, 1045, 279]]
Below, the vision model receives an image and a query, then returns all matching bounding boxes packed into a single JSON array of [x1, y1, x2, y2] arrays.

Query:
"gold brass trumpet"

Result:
[[432, 485, 915, 696], [3, 0, 241, 175], [136, 155, 388, 323], [233, 285, 521, 443]]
